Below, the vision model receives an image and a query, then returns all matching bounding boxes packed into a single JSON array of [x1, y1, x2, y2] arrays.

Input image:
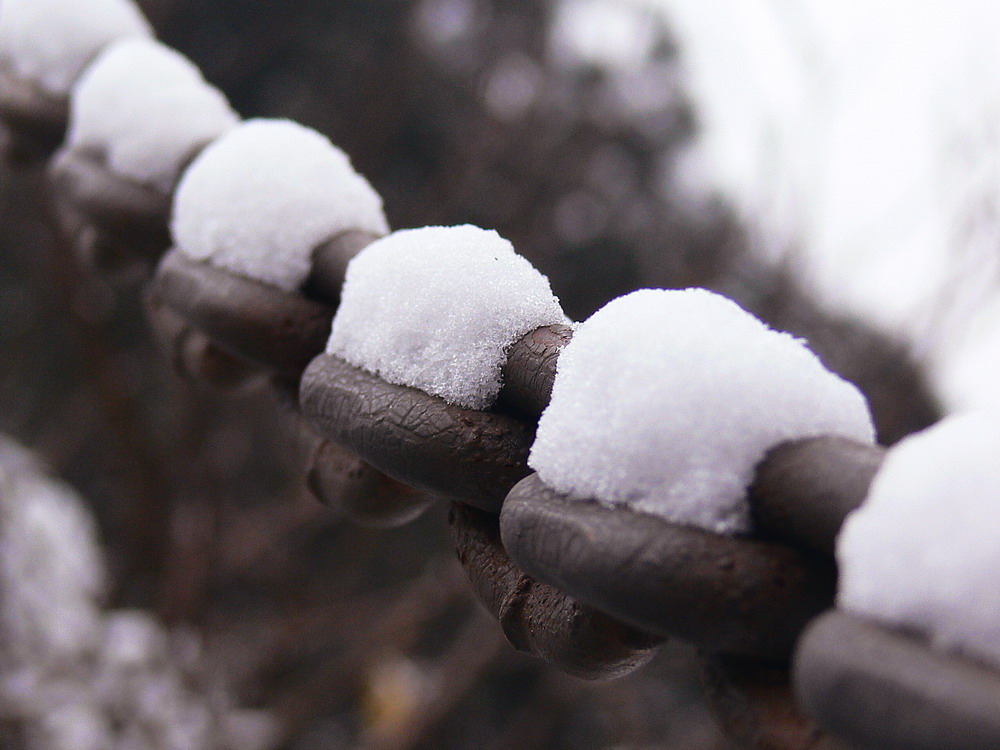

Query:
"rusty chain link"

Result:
[[4, 16, 1000, 750]]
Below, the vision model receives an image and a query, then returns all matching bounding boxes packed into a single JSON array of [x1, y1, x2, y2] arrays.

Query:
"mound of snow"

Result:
[[529, 288, 875, 533], [328, 225, 568, 409], [67, 39, 238, 192], [0, 0, 151, 96], [838, 412, 1000, 668], [172, 119, 388, 291]]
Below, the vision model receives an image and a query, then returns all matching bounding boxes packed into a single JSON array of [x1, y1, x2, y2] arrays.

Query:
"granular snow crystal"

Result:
[[837, 412, 1000, 669], [328, 225, 568, 409], [528, 288, 875, 534], [172, 119, 389, 292], [67, 39, 238, 192], [0, 0, 152, 96]]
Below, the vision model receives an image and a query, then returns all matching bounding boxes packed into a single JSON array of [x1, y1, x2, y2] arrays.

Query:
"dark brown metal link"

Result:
[[794, 610, 1000, 750], [49, 147, 172, 251], [306, 434, 434, 528], [145, 288, 261, 389], [449, 502, 662, 679], [751, 436, 885, 557], [147, 231, 424, 524], [300, 354, 535, 512], [272, 366, 438, 528], [500, 473, 836, 662], [496, 323, 574, 418], [152, 249, 335, 379], [0, 70, 68, 163], [302, 229, 384, 305]]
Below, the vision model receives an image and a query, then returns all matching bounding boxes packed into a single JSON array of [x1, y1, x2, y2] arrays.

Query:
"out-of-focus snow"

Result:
[[529, 288, 875, 534], [172, 118, 389, 292], [0, 436, 106, 665], [594, 0, 1000, 414], [67, 39, 238, 192], [328, 225, 568, 410], [0, 437, 279, 750], [838, 412, 1000, 668], [550, 0, 661, 73], [0, 0, 152, 96]]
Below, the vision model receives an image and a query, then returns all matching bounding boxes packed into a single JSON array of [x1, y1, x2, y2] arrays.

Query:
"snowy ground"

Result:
[[555, 0, 1000, 413]]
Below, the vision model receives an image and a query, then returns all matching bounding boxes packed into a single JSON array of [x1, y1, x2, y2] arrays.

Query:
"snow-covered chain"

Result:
[[3, 6, 1000, 749]]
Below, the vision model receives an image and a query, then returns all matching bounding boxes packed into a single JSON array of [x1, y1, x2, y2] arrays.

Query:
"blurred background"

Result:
[[3, 0, 980, 747]]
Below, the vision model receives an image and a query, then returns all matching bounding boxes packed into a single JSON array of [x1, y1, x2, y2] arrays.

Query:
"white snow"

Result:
[[0, 0, 152, 96], [528, 288, 875, 534], [0, 437, 107, 666], [0, 437, 280, 750], [172, 119, 389, 292], [66, 39, 239, 192], [626, 0, 1000, 413], [838, 412, 1000, 668], [328, 225, 568, 409], [550, 0, 660, 73]]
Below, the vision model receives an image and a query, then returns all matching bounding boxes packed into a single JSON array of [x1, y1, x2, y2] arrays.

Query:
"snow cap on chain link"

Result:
[[172, 118, 389, 292], [838, 411, 1000, 668], [0, 0, 152, 96], [67, 38, 238, 192], [529, 288, 875, 534], [328, 225, 568, 410]]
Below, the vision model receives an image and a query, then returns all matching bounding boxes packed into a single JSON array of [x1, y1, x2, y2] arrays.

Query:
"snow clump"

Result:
[[172, 118, 389, 292], [328, 225, 568, 409], [837, 412, 1000, 668], [0, 0, 152, 96], [528, 288, 875, 534], [66, 38, 239, 192]]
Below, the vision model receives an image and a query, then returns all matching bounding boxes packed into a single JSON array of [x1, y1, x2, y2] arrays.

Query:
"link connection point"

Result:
[[307, 436, 434, 528], [449, 501, 662, 679], [751, 436, 886, 557], [152, 249, 335, 379], [300, 354, 534, 512], [500, 473, 836, 662], [497, 323, 574, 419], [49, 147, 173, 275], [145, 290, 260, 389], [303, 229, 384, 306]]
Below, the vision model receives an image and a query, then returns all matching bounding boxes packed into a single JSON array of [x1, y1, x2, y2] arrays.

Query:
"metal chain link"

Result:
[[4, 21, 1000, 750]]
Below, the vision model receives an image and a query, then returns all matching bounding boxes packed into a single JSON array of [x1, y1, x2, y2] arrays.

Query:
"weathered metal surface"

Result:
[[497, 323, 573, 419], [301, 355, 535, 512], [302, 229, 383, 306], [501, 474, 836, 661], [152, 249, 334, 379], [751, 436, 885, 557], [145, 289, 261, 389], [794, 610, 1000, 750], [49, 147, 172, 244], [47, 148, 172, 274], [306, 436, 433, 528], [449, 501, 662, 679]]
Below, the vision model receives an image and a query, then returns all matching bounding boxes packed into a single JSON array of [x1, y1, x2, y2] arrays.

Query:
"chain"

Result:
[[3, 11, 999, 750]]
